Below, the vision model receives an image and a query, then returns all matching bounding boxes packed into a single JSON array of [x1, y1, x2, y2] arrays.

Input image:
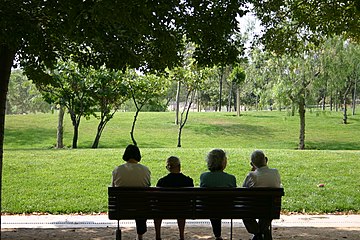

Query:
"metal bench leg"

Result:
[[230, 219, 233, 240], [116, 220, 121, 240]]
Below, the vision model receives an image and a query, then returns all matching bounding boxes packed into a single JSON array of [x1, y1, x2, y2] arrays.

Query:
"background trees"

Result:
[[7, 70, 50, 114]]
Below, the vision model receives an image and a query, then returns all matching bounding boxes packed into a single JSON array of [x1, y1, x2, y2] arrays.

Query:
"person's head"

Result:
[[122, 144, 141, 162], [166, 156, 181, 173], [206, 149, 227, 172], [250, 150, 268, 169]]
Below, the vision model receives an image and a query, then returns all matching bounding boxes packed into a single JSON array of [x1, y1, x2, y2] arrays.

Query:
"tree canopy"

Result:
[[250, 0, 360, 53]]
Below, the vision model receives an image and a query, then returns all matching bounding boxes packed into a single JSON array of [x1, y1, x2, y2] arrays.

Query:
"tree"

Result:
[[318, 37, 360, 124], [229, 65, 246, 116], [38, 60, 95, 149], [0, 0, 289, 230], [125, 70, 169, 146], [251, 0, 360, 54], [7, 70, 50, 114], [90, 68, 129, 148], [168, 65, 212, 147]]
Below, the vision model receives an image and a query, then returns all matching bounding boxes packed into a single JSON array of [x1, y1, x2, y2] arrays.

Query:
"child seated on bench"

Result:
[[154, 156, 194, 240]]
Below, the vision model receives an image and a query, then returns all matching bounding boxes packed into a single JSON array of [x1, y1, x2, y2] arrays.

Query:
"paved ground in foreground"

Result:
[[1, 214, 360, 240]]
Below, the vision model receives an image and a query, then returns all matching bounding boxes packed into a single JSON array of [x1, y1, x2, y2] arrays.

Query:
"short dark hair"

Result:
[[122, 144, 141, 162]]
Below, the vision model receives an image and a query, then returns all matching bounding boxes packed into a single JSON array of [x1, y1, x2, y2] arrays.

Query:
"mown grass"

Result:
[[2, 110, 360, 214]]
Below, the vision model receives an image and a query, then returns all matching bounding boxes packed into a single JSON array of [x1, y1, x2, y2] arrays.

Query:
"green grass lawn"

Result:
[[2, 110, 360, 214]]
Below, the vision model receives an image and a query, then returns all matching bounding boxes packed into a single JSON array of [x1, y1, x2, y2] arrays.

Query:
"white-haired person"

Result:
[[154, 156, 194, 240], [242, 150, 282, 240], [200, 149, 237, 240]]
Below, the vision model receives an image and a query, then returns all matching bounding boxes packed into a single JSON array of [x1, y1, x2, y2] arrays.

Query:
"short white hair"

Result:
[[251, 150, 267, 168]]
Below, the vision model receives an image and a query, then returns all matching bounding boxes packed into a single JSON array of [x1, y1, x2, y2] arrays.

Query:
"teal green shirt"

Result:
[[200, 171, 237, 187]]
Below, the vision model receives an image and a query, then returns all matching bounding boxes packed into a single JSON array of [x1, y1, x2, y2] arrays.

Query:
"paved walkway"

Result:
[[2, 214, 360, 229]]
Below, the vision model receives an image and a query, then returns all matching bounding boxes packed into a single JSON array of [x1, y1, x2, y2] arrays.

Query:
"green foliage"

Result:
[[229, 65, 246, 85], [125, 70, 169, 109], [7, 70, 51, 114], [251, 0, 360, 53]]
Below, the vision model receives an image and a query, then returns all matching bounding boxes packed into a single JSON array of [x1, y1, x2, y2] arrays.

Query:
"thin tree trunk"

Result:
[[56, 105, 65, 149], [343, 83, 353, 124], [175, 81, 181, 125], [219, 68, 223, 112], [92, 111, 116, 148], [197, 90, 201, 112], [322, 95, 326, 111], [352, 80, 356, 116], [131, 108, 141, 146], [0, 45, 16, 234], [177, 92, 193, 147], [330, 95, 333, 111], [69, 112, 80, 148], [298, 95, 306, 150], [236, 87, 240, 116], [92, 119, 106, 149], [227, 82, 233, 112]]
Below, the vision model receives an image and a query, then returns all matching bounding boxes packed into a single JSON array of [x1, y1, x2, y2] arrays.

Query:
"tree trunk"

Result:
[[92, 112, 115, 148], [343, 83, 353, 124], [69, 112, 80, 148], [227, 82, 233, 112], [177, 92, 193, 147], [0, 45, 16, 234], [330, 95, 333, 111], [236, 87, 240, 116], [56, 105, 65, 149], [219, 68, 223, 112], [322, 96, 326, 111], [131, 108, 141, 146], [175, 81, 181, 125], [92, 119, 106, 149], [298, 96, 306, 150], [352, 80, 356, 116]]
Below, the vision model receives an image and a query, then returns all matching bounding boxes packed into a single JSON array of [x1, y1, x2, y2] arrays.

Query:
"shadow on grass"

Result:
[[306, 141, 360, 150], [189, 123, 271, 137], [4, 128, 56, 149]]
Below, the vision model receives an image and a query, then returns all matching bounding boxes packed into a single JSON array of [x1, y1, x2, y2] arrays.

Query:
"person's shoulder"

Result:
[[224, 171, 236, 178], [138, 163, 150, 170], [181, 173, 193, 179], [269, 167, 280, 174]]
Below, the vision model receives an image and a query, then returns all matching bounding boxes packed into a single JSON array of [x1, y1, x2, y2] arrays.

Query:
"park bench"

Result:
[[108, 187, 284, 240]]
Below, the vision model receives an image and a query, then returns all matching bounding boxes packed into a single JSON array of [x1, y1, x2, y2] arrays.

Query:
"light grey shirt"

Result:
[[112, 162, 151, 187], [242, 166, 281, 188]]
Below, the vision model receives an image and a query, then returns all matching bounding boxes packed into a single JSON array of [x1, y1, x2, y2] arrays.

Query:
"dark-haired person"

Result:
[[200, 149, 236, 240], [111, 144, 151, 240], [154, 156, 194, 240], [242, 150, 282, 240]]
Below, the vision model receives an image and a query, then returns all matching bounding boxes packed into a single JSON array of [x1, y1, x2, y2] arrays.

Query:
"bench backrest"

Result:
[[108, 187, 284, 220]]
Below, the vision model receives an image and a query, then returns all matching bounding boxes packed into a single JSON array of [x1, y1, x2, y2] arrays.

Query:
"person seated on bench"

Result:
[[242, 150, 282, 240], [154, 156, 194, 240], [111, 144, 151, 240], [200, 149, 237, 240]]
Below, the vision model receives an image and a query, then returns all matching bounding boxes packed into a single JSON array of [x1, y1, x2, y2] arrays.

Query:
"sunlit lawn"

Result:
[[2, 110, 360, 214]]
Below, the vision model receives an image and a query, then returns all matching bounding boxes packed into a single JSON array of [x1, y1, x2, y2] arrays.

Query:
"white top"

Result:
[[111, 162, 151, 187], [242, 166, 282, 188]]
